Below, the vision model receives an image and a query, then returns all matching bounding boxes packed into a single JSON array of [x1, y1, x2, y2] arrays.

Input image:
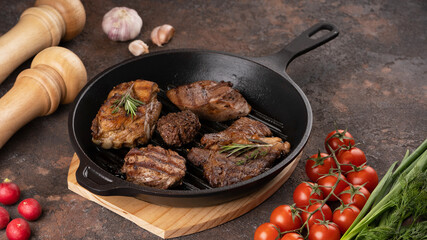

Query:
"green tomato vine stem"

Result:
[[281, 143, 356, 239]]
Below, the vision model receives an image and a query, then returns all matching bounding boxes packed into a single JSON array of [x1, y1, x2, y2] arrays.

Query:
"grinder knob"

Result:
[[0, 0, 85, 83]]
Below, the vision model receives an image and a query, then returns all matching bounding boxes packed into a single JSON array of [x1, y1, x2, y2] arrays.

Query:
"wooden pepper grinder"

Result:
[[0, 0, 85, 83], [0, 47, 87, 148]]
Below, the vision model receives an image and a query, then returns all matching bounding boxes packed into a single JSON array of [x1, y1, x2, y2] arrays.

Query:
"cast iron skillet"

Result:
[[69, 22, 339, 207]]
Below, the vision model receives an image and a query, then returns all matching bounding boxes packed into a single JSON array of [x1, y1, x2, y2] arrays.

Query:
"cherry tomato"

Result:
[[346, 165, 378, 192], [18, 198, 42, 221], [324, 130, 355, 154], [0, 179, 21, 205], [337, 147, 367, 173], [293, 182, 324, 208], [281, 232, 304, 240], [339, 185, 370, 210], [305, 153, 337, 182], [308, 221, 341, 240], [270, 205, 302, 232], [0, 206, 10, 229], [317, 173, 348, 201], [6, 218, 31, 240], [254, 223, 280, 240], [332, 205, 360, 234], [301, 202, 332, 227]]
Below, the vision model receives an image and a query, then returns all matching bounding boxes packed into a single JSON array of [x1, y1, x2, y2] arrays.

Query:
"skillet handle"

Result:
[[255, 22, 339, 72], [75, 158, 127, 196]]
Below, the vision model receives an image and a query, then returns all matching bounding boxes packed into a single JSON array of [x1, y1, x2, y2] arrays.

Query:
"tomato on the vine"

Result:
[[305, 152, 337, 182], [332, 205, 360, 234], [337, 146, 367, 173], [308, 221, 341, 240], [270, 205, 302, 232], [339, 185, 370, 210], [254, 223, 280, 240], [281, 232, 304, 240], [346, 165, 378, 192], [317, 173, 348, 201], [324, 130, 355, 154], [301, 202, 332, 227], [293, 182, 324, 208]]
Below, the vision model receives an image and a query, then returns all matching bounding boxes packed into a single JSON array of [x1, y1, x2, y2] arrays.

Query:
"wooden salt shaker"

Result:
[[0, 47, 87, 148]]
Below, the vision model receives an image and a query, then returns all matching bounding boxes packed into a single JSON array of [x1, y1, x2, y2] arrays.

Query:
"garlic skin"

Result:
[[128, 40, 149, 56], [151, 24, 175, 47], [102, 7, 143, 42]]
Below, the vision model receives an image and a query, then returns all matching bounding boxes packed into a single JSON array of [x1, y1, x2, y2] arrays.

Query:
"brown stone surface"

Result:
[[0, 0, 426, 239]]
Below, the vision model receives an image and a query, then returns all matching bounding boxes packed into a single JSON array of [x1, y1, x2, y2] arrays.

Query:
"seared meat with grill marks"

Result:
[[187, 117, 291, 187], [187, 137, 291, 187], [201, 117, 272, 150], [121, 145, 186, 189], [157, 110, 201, 147], [91, 80, 162, 149], [166, 80, 251, 122]]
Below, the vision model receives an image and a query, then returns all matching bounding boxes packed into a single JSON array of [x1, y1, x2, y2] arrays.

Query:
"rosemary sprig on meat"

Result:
[[111, 83, 145, 119], [220, 139, 272, 165]]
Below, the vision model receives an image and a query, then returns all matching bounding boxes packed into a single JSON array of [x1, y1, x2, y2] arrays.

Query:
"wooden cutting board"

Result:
[[67, 153, 302, 239]]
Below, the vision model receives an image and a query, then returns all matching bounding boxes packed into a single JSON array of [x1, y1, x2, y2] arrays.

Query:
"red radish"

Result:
[[6, 218, 31, 240], [18, 198, 42, 221], [0, 179, 20, 205], [0, 206, 10, 229]]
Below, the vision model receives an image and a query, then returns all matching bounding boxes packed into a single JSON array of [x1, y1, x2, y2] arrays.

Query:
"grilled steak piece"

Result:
[[91, 80, 162, 149], [166, 80, 251, 122], [187, 137, 291, 187], [121, 145, 186, 189], [187, 117, 291, 187], [157, 110, 201, 147], [201, 117, 272, 150]]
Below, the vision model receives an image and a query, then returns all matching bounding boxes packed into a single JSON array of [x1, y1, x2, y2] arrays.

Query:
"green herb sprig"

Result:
[[111, 83, 145, 119], [341, 139, 427, 240], [219, 139, 272, 165]]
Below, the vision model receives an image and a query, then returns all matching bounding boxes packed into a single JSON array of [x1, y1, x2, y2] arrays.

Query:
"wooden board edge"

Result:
[[163, 152, 302, 238], [67, 153, 302, 239], [67, 159, 167, 237]]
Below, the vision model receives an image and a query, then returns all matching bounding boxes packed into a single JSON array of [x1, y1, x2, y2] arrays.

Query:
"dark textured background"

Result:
[[0, 0, 426, 239]]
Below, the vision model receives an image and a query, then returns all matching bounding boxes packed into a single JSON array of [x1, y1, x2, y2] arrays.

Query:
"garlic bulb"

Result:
[[102, 7, 143, 42], [151, 24, 175, 47], [128, 40, 149, 56]]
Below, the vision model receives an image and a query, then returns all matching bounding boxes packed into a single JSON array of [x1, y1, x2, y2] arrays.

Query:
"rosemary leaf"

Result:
[[110, 83, 145, 119], [236, 159, 246, 166], [219, 139, 272, 164]]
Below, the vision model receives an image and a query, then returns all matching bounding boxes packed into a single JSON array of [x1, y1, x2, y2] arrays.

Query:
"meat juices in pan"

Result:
[[187, 117, 291, 188], [166, 80, 251, 122], [122, 145, 186, 189], [91, 80, 162, 149], [156, 110, 201, 147]]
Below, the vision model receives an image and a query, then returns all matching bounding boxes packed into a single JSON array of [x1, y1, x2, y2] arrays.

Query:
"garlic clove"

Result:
[[151, 24, 175, 47], [128, 40, 149, 56], [102, 7, 143, 42]]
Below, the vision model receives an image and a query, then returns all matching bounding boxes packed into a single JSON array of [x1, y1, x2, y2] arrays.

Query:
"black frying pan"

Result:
[[69, 22, 339, 207]]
